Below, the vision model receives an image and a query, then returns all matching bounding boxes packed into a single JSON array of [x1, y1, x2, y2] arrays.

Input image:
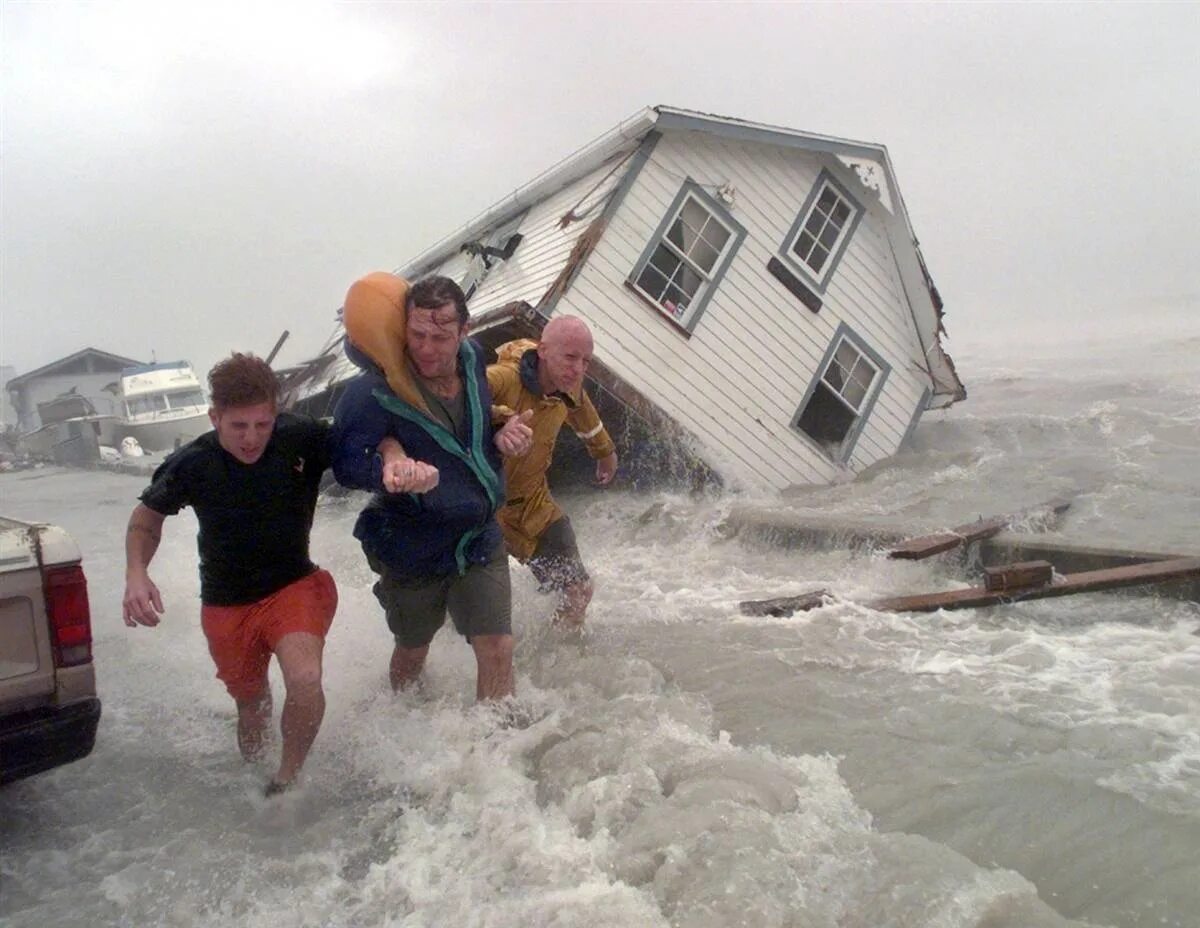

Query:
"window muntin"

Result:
[[824, 340, 876, 412], [793, 328, 886, 460], [782, 172, 861, 291], [793, 184, 852, 274], [630, 184, 742, 329]]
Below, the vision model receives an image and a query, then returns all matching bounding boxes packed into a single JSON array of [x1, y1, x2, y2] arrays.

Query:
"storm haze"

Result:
[[3, 1, 1198, 377]]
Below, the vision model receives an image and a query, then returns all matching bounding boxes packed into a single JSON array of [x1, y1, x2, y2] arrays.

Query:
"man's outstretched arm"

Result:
[[123, 504, 167, 627], [570, 390, 617, 485]]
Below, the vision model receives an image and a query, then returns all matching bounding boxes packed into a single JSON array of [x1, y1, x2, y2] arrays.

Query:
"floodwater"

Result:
[[2, 330, 1197, 927]]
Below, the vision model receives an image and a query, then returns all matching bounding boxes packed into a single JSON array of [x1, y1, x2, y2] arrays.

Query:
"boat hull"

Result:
[[115, 412, 211, 452]]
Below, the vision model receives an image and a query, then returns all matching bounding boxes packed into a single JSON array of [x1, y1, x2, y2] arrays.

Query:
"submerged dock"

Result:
[[723, 504, 1200, 609]]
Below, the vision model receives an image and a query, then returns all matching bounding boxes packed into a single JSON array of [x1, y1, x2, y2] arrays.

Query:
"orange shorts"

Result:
[[200, 569, 337, 701]]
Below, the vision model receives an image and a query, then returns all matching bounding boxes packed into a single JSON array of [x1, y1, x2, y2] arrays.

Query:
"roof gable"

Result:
[[400, 106, 901, 277], [5, 347, 145, 389]]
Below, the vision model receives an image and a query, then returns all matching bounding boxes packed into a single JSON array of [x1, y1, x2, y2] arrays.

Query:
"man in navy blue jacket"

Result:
[[331, 273, 532, 700]]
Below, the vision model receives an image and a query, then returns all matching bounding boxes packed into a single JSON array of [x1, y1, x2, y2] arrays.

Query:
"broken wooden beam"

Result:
[[738, 589, 831, 617], [872, 557, 1200, 613], [886, 497, 1073, 561], [738, 557, 1200, 618], [983, 560, 1054, 592]]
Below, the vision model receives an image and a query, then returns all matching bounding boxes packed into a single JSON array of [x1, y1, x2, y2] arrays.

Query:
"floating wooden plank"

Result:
[[983, 560, 1054, 592], [870, 557, 1200, 614], [738, 558, 1200, 618], [738, 589, 831, 617], [886, 498, 1073, 561]]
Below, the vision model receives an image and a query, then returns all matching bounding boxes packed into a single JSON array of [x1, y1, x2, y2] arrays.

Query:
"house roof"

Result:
[[399, 105, 904, 277], [5, 348, 146, 390], [397, 105, 964, 407]]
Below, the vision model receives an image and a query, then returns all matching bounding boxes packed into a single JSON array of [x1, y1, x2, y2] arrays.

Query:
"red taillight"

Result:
[[44, 563, 93, 667]]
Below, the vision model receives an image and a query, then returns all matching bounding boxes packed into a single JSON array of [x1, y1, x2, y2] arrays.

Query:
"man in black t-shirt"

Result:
[[122, 353, 337, 795]]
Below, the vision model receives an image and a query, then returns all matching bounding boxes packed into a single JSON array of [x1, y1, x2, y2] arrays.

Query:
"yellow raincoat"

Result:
[[487, 339, 615, 560]]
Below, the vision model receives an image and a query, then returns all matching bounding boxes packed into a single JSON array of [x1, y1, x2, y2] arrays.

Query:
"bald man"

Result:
[[487, 317, 617, 627]]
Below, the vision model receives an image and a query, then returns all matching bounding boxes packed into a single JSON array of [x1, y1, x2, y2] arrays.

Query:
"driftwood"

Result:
[[886, 498, 1073, 561], [738, 557, 1200, 618], [873, 557, 1200, 612], [739, 590, 831, 617]]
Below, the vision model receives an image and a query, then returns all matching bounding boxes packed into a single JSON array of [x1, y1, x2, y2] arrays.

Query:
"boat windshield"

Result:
[[166, 389, 206, 409], [126, 394, 168, 417], [125, 389, 206, 417]]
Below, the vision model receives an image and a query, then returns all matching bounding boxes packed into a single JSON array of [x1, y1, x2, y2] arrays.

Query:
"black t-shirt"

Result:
[[140, 413, 332, 606]]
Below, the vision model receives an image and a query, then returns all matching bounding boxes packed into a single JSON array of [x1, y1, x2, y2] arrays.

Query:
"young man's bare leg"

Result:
[[235, 689, 273, 762], [554, 579, 593, 628], [471, 633, 514, 700], [270, 631, 325, 788], [390, 642, 429, 692]]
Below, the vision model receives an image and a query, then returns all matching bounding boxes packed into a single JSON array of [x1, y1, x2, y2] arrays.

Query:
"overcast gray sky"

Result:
[[3, 1, 1198, 379]]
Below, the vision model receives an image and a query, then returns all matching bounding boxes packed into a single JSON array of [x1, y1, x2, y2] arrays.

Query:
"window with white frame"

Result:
[[126, 394, 168, 418], [629, 182, 744, 332], [794, 328, 886, 458], [165, 389, 206, 410], [783, 172, 861, 291]]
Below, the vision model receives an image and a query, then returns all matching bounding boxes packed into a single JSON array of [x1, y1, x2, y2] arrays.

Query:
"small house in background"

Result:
[[287, 105, 965, 491], [0, 365, 18, 431], [5, 348, 143, 433]]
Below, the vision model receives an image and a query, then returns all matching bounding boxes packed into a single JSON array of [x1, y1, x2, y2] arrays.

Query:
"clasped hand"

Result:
[[495, 409, 534, 457], [382, 457, 440, 493]]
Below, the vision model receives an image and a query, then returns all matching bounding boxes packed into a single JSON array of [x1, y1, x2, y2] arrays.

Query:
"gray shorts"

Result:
[[370, 545, 512, 648], [528, 516, 590, 592]]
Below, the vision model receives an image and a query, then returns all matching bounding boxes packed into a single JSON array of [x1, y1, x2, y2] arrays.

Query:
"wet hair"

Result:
[[207, 352, 279, 410], [407, 275, 469, 327]]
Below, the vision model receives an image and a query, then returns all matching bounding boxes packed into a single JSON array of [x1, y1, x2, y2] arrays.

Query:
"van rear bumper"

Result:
[[0, 697, 101, 785]]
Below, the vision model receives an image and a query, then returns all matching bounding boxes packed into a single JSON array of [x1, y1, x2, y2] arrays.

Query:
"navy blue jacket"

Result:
[[331, 338, 505, 579]]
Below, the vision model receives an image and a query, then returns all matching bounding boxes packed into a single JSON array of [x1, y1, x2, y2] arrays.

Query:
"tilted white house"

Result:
[[290, 106, 965, 491]]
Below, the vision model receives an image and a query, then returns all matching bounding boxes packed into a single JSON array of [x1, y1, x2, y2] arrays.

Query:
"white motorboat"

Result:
[[114, 361, 211, 452]]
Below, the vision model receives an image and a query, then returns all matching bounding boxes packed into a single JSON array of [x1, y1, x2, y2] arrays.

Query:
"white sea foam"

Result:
[[3, 328, 1198, 928]]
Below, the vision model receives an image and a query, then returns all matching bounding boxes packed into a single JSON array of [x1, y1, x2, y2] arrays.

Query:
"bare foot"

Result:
[[263, 779, 293, 798]]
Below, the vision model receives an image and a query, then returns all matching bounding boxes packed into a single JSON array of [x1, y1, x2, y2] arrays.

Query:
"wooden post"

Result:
[[265, 330, 290, 366], [982, 560, 1054, 592]]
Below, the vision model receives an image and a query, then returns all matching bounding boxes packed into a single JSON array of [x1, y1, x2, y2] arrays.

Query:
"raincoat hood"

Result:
[[341, 272, 431, 416], [493, 338, 578, 407], [494, 338, 537, 368]]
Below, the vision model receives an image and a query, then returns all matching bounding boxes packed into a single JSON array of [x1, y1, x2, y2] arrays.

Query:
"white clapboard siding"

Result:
[[561, 130, 931, 490], [432, 251, 472, 289], [582, 163, 835, 487], [419, 152, 639, 316]]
